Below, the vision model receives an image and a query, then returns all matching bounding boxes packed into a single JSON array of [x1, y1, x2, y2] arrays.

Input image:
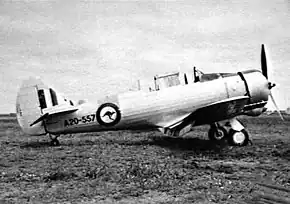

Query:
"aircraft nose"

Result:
[[242, 70, 270, 104]]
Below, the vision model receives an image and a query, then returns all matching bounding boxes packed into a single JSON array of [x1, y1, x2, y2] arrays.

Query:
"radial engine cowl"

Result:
[[241, 70, 270, 104]]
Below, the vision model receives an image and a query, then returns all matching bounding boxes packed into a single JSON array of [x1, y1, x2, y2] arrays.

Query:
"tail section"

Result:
[[16, 77, 74, 136]]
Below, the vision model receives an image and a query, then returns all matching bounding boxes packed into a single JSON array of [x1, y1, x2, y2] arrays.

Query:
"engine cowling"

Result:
[[240, 70, 270, 104]]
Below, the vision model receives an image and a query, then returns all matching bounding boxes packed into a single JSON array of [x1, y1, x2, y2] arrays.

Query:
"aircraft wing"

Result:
[[159, 96, 249, 137], [190, 96, 249, 126], [30, 105, 78, 126]]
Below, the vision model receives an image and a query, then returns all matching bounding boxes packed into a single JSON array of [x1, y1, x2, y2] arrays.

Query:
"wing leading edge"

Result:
[[159, 96, 249, 137]]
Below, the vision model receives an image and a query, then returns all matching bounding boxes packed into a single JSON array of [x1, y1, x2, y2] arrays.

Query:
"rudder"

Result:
[[16, 77, 48, 135], [16, 77, 73, 136]]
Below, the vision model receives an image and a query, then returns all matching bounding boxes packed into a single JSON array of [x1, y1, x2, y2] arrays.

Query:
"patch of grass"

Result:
[[0, 116, 289, 203]]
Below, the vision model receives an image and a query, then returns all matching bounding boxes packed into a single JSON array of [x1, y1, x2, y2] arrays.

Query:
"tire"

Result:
[[50, 139, 60, 146], [208, 126, 228, 142], [228, 129, 249, 146]]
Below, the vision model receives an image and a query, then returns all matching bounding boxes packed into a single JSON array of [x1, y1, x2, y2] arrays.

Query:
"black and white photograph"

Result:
[[0, 1, 289, 203]]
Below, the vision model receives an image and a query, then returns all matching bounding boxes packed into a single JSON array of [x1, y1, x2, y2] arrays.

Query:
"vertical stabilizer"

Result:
[[16, 77, 47, 135], [16, 77, 76, 135]]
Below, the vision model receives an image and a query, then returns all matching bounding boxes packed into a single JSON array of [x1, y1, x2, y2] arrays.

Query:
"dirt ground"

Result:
[[0, 115, 289, 204]]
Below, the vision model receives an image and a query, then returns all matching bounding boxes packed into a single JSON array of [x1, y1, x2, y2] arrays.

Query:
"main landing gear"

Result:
[[49, 134, 60, 146], [208, 118, 250, 146]]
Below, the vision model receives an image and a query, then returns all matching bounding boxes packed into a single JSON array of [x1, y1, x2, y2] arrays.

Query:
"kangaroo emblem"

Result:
[[102, 111, 116, 120], [97, 103, 121, 126]]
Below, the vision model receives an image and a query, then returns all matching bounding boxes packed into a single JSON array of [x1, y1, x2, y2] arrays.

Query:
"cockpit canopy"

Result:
[[151, 68, 235, 91], [135, 67, 237, 92], [153, 72, 181, 91]]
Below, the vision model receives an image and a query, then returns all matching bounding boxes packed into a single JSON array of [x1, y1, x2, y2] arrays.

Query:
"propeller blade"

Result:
[[261, 44, 268, 79], [269, 92, 284, 121]]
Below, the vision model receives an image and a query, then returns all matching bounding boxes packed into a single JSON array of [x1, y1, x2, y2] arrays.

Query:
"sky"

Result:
[[1, 0, 290, 113]]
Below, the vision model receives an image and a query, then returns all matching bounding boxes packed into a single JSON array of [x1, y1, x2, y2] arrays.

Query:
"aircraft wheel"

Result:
[[49, 134, 60, 146], [50, 139, 60, 146], [228, 129, 249, 146], [208, 126, 228, 142]]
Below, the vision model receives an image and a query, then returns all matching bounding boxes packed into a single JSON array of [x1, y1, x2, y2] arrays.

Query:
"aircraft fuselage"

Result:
[[44, 69, 269, 135]]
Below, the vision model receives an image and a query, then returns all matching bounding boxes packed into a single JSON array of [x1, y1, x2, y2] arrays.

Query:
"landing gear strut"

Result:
[[208, 123, 228, 142], [49, 134, 60, 146], [208, 119, 250, 146]]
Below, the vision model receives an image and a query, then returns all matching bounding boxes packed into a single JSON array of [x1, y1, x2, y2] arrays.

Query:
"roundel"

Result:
[[96, 103, 121, 126]]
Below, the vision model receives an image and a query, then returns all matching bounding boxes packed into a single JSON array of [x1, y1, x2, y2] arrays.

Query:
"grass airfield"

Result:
[[0, 115, 289, 204]]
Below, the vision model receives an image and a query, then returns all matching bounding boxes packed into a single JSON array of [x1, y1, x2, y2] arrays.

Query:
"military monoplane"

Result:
[[16, 44, 283, 146]]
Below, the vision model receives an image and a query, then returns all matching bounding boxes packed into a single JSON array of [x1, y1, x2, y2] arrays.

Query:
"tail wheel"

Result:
[[208, 126, 228, 142], [49, 134, 60, 146], [228, 129, 249, 146], [50, 139, 60, 146]]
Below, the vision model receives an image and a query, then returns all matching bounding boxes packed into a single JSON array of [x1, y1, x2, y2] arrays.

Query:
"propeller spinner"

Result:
[[261, 44, 284, 121]]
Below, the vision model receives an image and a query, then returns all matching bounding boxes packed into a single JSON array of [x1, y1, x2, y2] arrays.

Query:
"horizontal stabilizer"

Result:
[[30, 106, 78, 127], [30, 113, 49, 127], [43, 105, 78, 116]]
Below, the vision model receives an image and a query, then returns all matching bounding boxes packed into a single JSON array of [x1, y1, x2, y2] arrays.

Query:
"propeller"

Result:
[[261, 44, 284, 121], [269, 94, 284, 121], [261, 44, 268, 79]]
